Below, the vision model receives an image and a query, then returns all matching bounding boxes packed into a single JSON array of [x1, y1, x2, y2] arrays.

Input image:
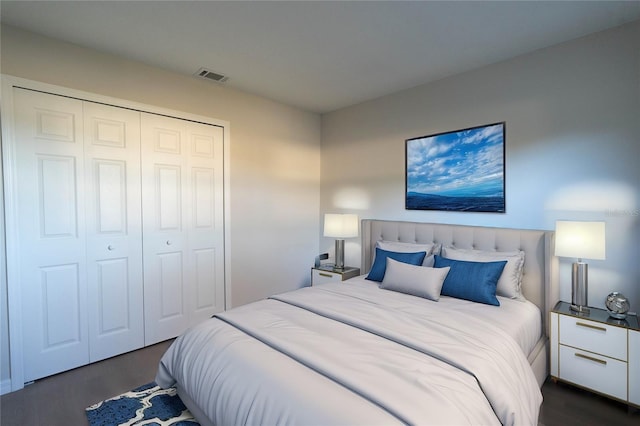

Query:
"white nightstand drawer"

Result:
[[559, 345, 627, 401], [312, 269, 341, 285], [559, 315, 627, 360]]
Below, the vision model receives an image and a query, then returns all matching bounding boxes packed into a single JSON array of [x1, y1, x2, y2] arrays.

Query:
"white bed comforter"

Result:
[[156, 281, 542, 425]]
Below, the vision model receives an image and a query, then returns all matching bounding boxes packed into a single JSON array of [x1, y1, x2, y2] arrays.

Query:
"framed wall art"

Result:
[[405, 122, 505, 213]]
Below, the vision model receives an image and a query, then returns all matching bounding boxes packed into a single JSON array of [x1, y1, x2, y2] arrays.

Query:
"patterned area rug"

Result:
[[86, 382, 200, 426]]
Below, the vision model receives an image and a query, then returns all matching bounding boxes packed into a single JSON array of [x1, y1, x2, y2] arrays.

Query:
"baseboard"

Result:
[[1, 378, 12, 395]]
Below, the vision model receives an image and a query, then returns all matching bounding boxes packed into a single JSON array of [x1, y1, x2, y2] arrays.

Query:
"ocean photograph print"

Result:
[[405, 122, 506, 213]]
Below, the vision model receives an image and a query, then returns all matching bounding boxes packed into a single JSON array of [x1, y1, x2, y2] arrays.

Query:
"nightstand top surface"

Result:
[[313, 265, 359, 274], [553, 301, 640, 331]]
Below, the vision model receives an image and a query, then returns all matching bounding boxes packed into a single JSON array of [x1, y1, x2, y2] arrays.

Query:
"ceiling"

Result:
[[2, 1, 639, 113]]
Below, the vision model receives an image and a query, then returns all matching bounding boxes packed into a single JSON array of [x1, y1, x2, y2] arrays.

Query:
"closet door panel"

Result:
[[142, 113, 189, 344], [39, 264, 83, 347], [39, 155, 78, 236], [194, 248, 216, 310], [13, 89, 89, 382], [142, 114, 225, 344], [95, 257, 130, 332], [188, 123, 225, 323], [158, 251, 185, 318], [157, 165, 183, 230], [84, 102, 144, 362]]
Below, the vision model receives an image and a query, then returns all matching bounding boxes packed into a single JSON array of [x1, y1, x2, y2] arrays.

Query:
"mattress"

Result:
[[156, 280, 542, 425]]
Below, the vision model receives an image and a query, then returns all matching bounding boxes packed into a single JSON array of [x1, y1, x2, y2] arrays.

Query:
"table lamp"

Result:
[[554, 220, 606, 314], [323, 214, 359, 270]]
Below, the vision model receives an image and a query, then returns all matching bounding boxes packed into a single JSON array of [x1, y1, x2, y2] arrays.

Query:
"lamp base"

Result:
[[334, 239, 345, 270], [571, 261, 589, 313], [570, 304, 590, 315]]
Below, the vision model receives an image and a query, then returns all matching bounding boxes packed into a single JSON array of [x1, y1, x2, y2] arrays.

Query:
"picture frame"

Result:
[[405, 122, 505, 213]]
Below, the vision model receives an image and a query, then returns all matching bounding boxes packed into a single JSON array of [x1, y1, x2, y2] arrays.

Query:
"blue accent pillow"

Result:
[[366, 248, 427, 282], [433, 255, 507, 306]]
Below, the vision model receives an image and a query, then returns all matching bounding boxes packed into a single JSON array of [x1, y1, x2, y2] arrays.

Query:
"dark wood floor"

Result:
[[0, 340, 173, 426], [538, 379, 639, 426], [1, 342, 638, 425]]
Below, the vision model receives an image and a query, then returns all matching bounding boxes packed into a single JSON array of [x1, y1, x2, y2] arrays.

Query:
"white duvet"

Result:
[[156, 281, 542, 425]]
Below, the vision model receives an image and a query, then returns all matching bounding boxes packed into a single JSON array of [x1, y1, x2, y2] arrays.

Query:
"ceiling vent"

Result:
[[194, 67, 229, 83]]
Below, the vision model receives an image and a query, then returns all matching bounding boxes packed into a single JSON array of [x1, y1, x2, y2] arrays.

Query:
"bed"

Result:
[[156, 220, 559, 425]]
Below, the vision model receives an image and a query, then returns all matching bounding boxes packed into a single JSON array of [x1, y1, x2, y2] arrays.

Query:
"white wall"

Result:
[[0, 25, 321, 387], [321, 21, 640, 313]]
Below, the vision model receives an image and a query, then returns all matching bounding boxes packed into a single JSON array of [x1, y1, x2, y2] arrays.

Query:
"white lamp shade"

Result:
[[324, 214, 359, 238], [555, 220, 606, 260]]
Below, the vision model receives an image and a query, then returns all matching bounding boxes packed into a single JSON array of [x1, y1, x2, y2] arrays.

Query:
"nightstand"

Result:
[[311, 266, 360, 286], [550, 301, 640, 407]]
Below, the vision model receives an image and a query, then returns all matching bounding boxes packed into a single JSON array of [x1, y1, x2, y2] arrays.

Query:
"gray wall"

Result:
[[321, 21, 640, 312], [0, 25, 322, 389]]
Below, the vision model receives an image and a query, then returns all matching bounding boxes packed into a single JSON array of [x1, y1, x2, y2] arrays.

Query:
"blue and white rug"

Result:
[[86, 382, 200, 426]]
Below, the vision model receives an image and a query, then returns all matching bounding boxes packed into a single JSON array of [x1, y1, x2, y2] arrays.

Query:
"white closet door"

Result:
[[185, 121, 225, 324], [83, 102, 144, 362], [141, 113, 189, 344], [141, 113, 225, 345], [13, 89, 89, 382]]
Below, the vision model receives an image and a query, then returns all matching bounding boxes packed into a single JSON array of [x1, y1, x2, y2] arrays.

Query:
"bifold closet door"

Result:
[[13, 89, 90, 382], [141, 113, 225, 345], [13, 89, 145, 381], [83, 102, 144, 362]]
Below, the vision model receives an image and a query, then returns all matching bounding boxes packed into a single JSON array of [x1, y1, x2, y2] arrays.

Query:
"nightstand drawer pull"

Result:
[[318, 273, 333, 278], [576, 322, 606, 332], [575, 352, 607, 365]]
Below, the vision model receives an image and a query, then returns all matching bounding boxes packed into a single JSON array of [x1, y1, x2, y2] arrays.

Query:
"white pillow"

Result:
[[441, 247, 525, 300], [380, 258, 450, 301], [376, 240, 439, 267]]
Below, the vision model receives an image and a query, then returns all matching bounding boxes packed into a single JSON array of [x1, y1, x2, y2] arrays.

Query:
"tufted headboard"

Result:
[[361, 220, 559, 335]]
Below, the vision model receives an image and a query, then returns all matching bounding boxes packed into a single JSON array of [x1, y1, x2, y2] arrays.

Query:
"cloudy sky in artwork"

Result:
[[406, 123, 504, 197]]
